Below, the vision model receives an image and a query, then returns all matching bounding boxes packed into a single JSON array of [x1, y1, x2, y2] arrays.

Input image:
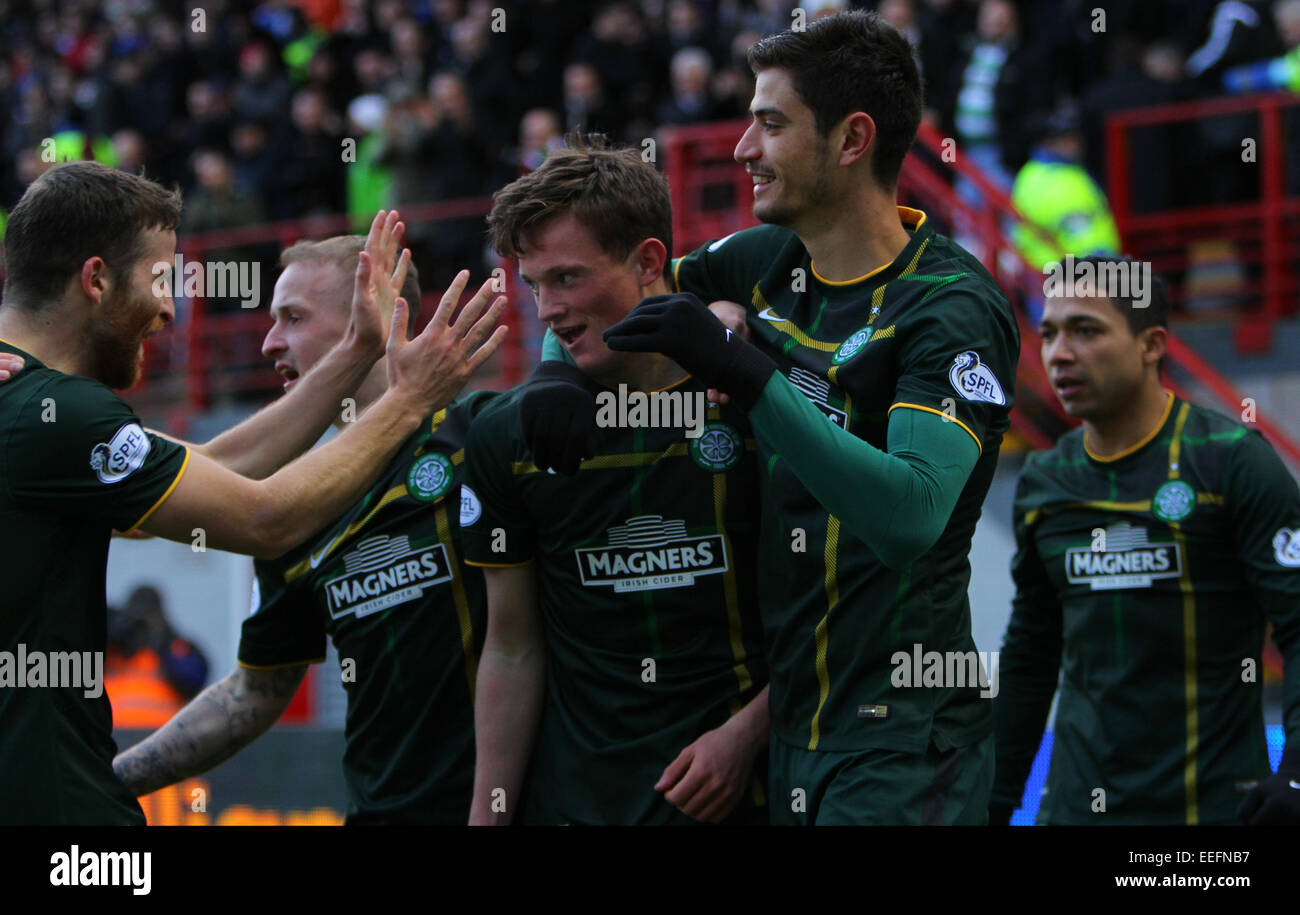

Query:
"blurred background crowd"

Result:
[[2, 0, 1298, 293]]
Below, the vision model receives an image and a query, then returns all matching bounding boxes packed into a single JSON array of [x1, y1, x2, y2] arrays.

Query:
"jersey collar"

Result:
[[808, 206, 932, 288], [1083, 389, 1176, 463]]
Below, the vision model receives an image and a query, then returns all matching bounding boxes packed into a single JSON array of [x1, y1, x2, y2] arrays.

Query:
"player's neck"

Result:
[[1083, 383, 1172, 459], [799, 185, 911, 283], [600, 351, 688, 393], [333, 359, 388, 430], [0, 301, 90, 377]]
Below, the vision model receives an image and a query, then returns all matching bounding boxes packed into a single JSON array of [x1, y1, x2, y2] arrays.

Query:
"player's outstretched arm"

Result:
[[112, 663, 307, 797], [469, 564, 545, 825], [138, 272, 507, 558], [193, 211, 410, 479], [655, 684, 769, 823]]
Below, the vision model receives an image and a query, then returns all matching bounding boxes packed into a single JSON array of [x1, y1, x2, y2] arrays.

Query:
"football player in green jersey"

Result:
[[0, 161, 504, 824], [992, 256, 1300, 825], [527, 11, 1017, 824], [464, 139, 770, 826], [111, 235, 498, 824]]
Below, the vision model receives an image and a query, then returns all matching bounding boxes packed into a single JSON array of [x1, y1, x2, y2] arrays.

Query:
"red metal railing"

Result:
[[1106, 91, 1300, 352]]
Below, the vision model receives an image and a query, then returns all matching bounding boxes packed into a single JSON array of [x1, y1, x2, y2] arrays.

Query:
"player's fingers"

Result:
[[706, 388, 730, 405], [390, 247, 412, 295], [692, 790, 737, 824], [603, 331, 662, 353], [461, 295, 507, 350], [386, 296, 410, 355], [353, 250, 373, 304], [364, 209, 386, 254], [464, 323, 508, 375], [379, 211, 401, 266], [655, 748, 694, 791], [662, 759, 709, 806], [429, 269, 470, 329], [452, 278, 503, 336]]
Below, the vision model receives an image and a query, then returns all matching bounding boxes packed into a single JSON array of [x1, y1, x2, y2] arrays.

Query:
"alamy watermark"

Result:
[[0, 644, 103, 698], [890, 643, 999, 699], [1043, 255, 1152, 309], [152, 254, 262, 308], [595, 384, 707, 438]]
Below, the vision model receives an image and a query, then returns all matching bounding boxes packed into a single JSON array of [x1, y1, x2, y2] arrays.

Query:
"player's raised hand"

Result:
[[654, 721, 760, 824], [0, 353, 25, 381], [384, 267, 507, 413], [346, 209, 409, 357], [604, 293, 777, 412]]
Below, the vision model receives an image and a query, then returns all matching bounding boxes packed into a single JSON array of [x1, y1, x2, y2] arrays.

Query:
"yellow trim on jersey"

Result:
[[807, 515, 841, 750], [285, 483, 410, 584], [753, 312, 840, 353], [672, 255, 684, 293], [809, 207, 929, 285], [435, 500, 479, 698], [1084, 390, 1174, 462], [825, 237, 928, 386], [712, 457, 753, 697], [237, 657, 324, 670], [511, 438, 757, 476], [123, 447, 191, 534], [464, 558, 535, 568], [888, 402, 982, 455], [1164, 400, 1200, 825]]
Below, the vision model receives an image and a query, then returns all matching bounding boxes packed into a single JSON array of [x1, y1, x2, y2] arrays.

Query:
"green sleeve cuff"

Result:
[[750, 372, 980, 569], [541, 328, 576, 365]]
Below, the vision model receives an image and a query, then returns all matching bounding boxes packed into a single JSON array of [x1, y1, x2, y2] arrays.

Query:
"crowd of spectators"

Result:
[[1, 0, 1297, 292]]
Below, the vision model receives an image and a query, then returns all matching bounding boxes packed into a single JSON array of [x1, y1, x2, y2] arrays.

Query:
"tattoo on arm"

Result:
[[112, 664, 307, 797]]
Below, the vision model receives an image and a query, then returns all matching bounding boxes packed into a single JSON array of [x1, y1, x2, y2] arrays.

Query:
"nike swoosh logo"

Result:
[[758, 307, 783, 322], [310, 532, 346, 570], [1289, 779, 1300, 790]]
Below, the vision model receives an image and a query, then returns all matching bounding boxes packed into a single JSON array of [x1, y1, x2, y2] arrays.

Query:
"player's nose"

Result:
[[735, 122, 759, 164], [261, 326, 285, 359]]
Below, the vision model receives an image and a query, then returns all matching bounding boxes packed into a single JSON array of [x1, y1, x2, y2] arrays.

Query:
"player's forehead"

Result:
[[517, 212, 617, 279], [270, 260, 349, 316], [1041, 293, 1125, 326], [136, 227, 177, 270], [750, 68, 809, 122]]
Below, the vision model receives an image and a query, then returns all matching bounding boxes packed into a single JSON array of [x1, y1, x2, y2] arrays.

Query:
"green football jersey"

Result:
[[239, 391, 495, 824], [994, 394, 1300, 824], [0, 340, 188, 825], [670, 209, 1019, 754], [460, 378, 768, 825]]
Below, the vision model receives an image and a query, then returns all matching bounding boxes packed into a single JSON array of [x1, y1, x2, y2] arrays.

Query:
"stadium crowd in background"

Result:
[[2, 0, 1298, 293]]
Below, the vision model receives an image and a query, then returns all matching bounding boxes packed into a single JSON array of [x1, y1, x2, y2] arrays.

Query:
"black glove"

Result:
[[1238, 744, 1300, 825], [519, 360, 598, 476], [987, 803, 1014, 826], [602, 293, 778, 412]]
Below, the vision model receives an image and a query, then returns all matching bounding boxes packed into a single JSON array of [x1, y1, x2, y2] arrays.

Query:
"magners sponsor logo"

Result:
[[1064, 521, 1182, 590], [576, 515, 728, 593], [323, 534, 452, 619]]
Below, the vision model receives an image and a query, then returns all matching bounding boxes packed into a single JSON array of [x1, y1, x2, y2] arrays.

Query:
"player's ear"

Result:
[[633, 237, 668, 288], [838, 111, 875, 170], [1139, 325, 1168, 367], [79, 255, 110, 307]]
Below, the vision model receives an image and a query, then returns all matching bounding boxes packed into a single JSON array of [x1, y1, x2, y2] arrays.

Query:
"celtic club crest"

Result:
[[690, 422, 743, 472], [407, 453, 454, 502]]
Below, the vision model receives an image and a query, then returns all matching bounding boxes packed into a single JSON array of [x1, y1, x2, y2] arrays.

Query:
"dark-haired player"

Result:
[[992, 257, 1300, 825], [532, 11, 1019, 824], [465, 139, 770, 826], [0, 161, 504, 824]]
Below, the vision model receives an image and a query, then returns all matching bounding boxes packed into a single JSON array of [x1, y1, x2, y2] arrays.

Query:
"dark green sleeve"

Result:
[[749, 371, 979, 569], [991, 464, 1064, 810], [1224, 429, 1300, 742], [3, 373, 188, 532], [460, 401, 536, 566], [237, 560, 327, 668]]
